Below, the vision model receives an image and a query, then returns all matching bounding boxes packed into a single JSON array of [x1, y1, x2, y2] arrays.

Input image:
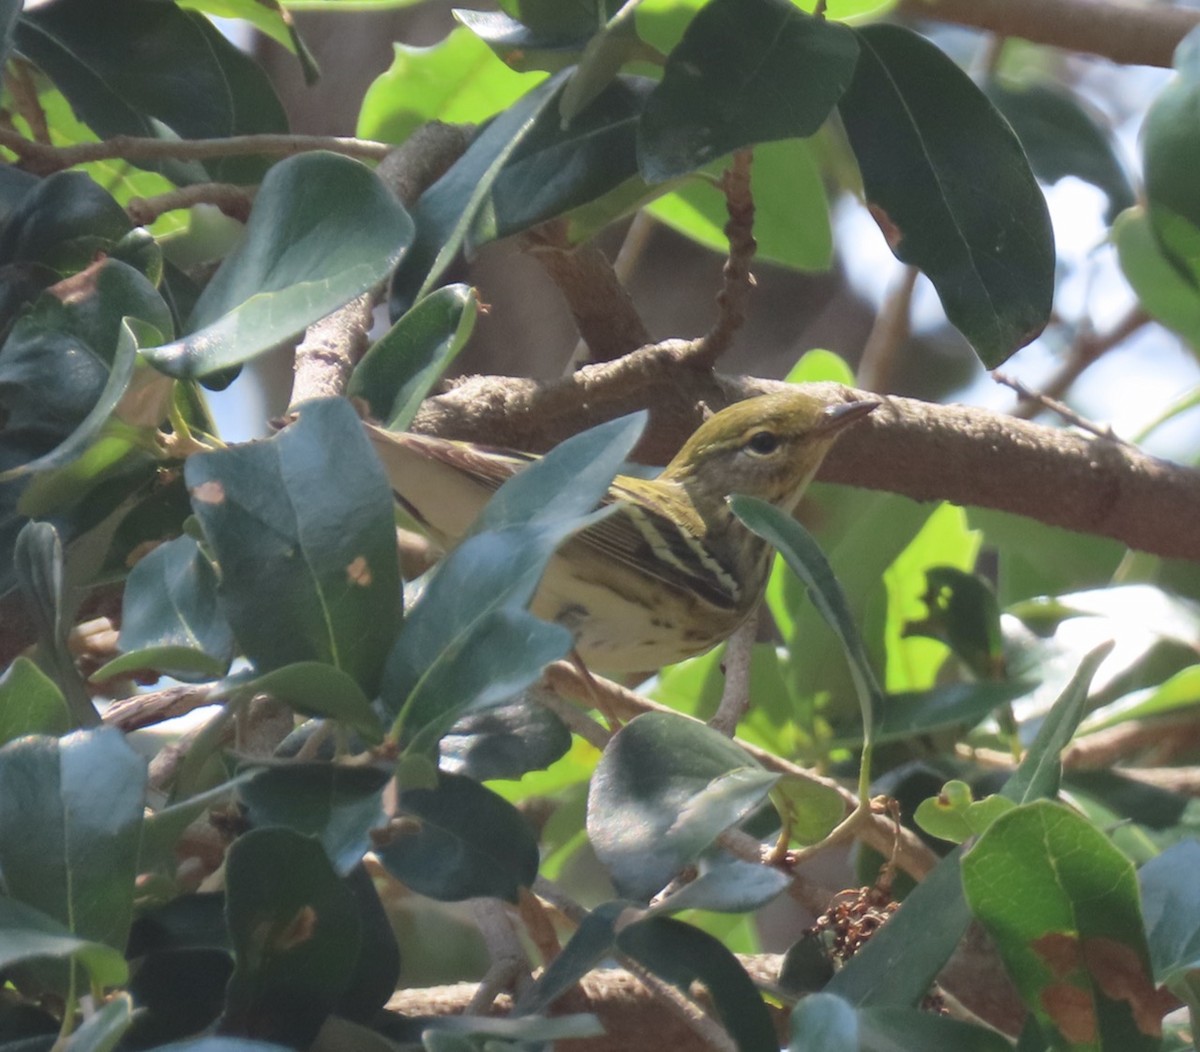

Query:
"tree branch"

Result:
[[406, 346, 1200, 561], [899, 0, 1200, 68]]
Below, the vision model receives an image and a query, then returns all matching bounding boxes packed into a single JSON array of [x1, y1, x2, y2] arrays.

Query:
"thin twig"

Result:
[[126, 183, 254, 226], [0, 127, 394, 177], [468, 898, 534, 1012], [693, 150, 757, 368], [709, 612, 756, 736], [992, 371, 1127, 443], [856, 265, 917, 393], [103, 682, 222, 732], [1010, 307, 1149, 420]]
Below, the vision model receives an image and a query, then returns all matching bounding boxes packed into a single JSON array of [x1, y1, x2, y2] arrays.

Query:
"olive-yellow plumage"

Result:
[[367, 388, 878, 673]]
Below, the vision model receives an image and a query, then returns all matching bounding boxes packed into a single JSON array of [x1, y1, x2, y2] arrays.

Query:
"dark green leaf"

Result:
[[1140, 840, 1200, 1006], [185, 397, 401, 694], [559, 3, 643, 123], [349, 284, 478, 430], [125, 949, 233, 1049], [389, 71, 569, 316], [962, 801, 1161, 1052], [111, 534, 234, 682], [617, 916, 777, 1052], [1064, 770, 1187, 830], [515, 901, 627, 1015], [651, 857, 790, 916], [986, 78, 1134, 224], [379, 412, 644, 725], [587, 711, 778, 901], [335, 863, 401, 1022], [396, 607, 572, 757], [732, 495, 883, 753], [838, 24, 1055, 366], [0, 0, 18, 67], [837, 681, 1032, 746], [904, 567, 1006, 681], [858, 1007, 1014, 1052], [177, 0, 319, 85], [240, 663, 385, 743], [14, 0, 287, 184], [453, 9, 590, 73], [146, 155, 413, 378], [439, 691, 572, 781], [0, 171, 130, 275], [239, 764, 388, 874], [637, 0, 858, 182], [377, 772, 539, 902], [221, 828, 361, 1048], [0, 896, 128, 989], [152, 1040, 296, 1052], [788, 992, 857, 1052], [0, 657, 70, 744], [64, 994, 133, 1052], [469, 76, 652, 246], [1002, 642, 1112, 804], [0, 728, 144, 951], [13, 522, 97, 727]]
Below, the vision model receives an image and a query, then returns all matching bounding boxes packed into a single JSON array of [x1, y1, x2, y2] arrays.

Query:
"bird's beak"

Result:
[[816, 398, 881, 435]]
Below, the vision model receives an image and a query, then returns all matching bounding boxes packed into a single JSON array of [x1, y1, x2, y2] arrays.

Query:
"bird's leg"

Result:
[[709, 608, 758, 736], [569, 649, 623, 733]]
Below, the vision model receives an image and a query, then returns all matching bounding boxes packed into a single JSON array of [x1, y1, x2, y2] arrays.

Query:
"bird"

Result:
[[366, 387, 879, 674]]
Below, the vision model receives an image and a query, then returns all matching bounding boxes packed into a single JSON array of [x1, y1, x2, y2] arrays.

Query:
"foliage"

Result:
[[1, 1, 1199, 1051]]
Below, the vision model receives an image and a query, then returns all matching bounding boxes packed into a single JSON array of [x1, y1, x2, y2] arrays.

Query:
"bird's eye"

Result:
[[746, 430, 779, 456]]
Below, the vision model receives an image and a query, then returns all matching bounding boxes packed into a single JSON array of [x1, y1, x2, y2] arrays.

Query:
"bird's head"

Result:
[[661, 388, 880, 510]]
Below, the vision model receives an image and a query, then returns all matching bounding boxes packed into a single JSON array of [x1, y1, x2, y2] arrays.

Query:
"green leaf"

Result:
[[0, 729, 145, 955], [376, 772, 539, 903], [1143, 26, 1200, 234], [770, 771, 848, 847], [789, 992, 857, 1052], [650, 857, 791, 916], [357, 27, 545, 143], [240, 663, 385, 743], [841, 681, 1031, 746], [1113, 205, 1200, 348], [559, 2, 644, 123], [587, 711, 779, 901], [858, 1007, 1014, 1052], [962, 801, 1163, 1052], [389, 70, 569, 315], [617, 915, 777, 1052], [0, 657, 70, 744], [732, 496, 884, 761], [13, 521, 97, 726], [14, 0, 287, 185], [146, 154, 413, 378], [838, 24, 1055, 366], [516, 900, 626, 1015], [239, 764, 388, 874], [349, 284, 478, 430], [903, 567, 1005, 682], [0, 896, 129, 989], [177, 0, 319, 84], [1003, 642, 1113, 805], [826, 645, 1113, 1008], [222, 828, 362, 1048], [64, 993, 134, 1052], [453, 8, 596, 73], [109, 533, 234, 682], [396, 607, 572, 760], [1140, 840, 1200, 1007], [985, 78, 1134, 224], [0, 171, 131, 276], [378, 411, 645, 727], [637, 0, 858, 182], [468, 75, 653, 247], [914, 780, 1016, 844], [646, 138, 832, 271], [185, 397, 401, 694], [439, 691, 572, 781]]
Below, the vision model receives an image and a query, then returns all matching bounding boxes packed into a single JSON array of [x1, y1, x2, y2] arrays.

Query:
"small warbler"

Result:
[[367, 388, 878, 673]]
